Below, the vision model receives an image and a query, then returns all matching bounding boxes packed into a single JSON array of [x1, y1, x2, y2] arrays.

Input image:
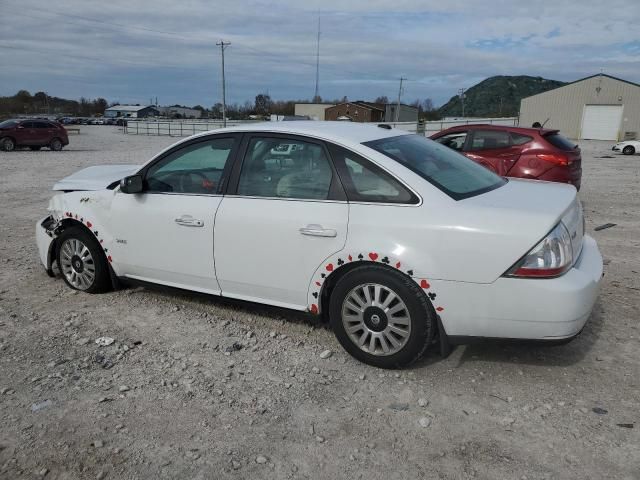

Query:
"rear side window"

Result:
[[511, 133, 533, 145], [544, 133, 577, 151], [34, 121, 52, 128], [329, 144, 418, 204], [470, 130, 511, 150], [364, 134, 506, 200], [238, 137, 333, 200]]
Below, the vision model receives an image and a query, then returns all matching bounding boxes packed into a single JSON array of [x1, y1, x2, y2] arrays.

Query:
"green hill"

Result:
[[438, 75, 566, 118]]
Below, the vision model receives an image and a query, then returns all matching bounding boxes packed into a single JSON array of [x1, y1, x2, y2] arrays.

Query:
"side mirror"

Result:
[[120, 174, 143, 194]]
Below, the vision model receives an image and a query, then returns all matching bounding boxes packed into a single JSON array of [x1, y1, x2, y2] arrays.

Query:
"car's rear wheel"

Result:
[[329, 265, 435, 368], [623, 145, 635, 155], [29, 146, 41, 151], [57, 227, 111, 293], [1, 137, 15, 152], [49, 138, 63, 151]]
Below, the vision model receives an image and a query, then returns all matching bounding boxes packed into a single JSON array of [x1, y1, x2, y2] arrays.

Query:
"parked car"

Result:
[[431, 125, 582, 189], [0, 119, 69, 151], [612, 140, 639, 155], [35, 123, 602, 368]]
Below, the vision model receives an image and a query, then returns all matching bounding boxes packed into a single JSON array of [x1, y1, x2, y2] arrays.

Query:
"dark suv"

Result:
[[430, 125, 582, 190], [0, 119, 69, 152]]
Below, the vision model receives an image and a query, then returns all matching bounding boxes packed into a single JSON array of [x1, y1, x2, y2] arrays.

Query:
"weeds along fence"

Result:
[[124, 117, 519, 137]]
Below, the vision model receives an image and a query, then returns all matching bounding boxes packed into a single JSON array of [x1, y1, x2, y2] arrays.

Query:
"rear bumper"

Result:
[[436, 235, 603, 339], [536, 165, 581, 190]]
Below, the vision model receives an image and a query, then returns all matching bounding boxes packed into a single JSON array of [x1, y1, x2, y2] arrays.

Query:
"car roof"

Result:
[[437, 124, 558, 135], [211, 121, 411, 144]]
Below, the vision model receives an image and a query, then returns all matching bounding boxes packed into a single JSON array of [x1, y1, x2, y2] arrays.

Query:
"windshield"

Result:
[[363, 134, 506, 200], [0, 120, 18, 128]]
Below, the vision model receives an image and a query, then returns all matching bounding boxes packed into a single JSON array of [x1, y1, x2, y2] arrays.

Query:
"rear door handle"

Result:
[[299, 224, 337, 237], [175, 215, 204, 227]]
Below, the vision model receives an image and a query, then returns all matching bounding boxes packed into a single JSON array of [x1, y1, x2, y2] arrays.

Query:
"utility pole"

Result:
[[395, 77, 406, 122], [216, 40, 231, 127], [313, 16, 321, 101], [458, 88, 466, 117]]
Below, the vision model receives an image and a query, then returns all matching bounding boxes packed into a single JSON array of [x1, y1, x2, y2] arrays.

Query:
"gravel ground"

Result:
[[0, 126, 638, 480]]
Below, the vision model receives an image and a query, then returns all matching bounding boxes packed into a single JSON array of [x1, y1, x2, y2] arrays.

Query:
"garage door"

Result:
[[581, 105, 623, 140]]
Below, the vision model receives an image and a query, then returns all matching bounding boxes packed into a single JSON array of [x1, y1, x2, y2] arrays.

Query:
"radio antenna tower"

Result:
[[313, 16, 321, 101]]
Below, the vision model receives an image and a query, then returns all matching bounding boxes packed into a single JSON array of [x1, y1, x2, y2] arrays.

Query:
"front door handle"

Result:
[[299, 224, 337, 238], [175, 215, 204, 227]]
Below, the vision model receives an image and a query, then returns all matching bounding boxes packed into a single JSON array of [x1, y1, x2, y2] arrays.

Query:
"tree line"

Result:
[[0, 90, 108, 117], [0, 90, 441, 120]]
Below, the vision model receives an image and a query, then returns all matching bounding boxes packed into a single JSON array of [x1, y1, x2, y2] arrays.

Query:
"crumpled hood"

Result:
[[53, 165, 140, 191]]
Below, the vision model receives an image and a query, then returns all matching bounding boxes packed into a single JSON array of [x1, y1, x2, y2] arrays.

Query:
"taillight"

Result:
[[504, 222, 573, 278], [536, 153, 569, 166]]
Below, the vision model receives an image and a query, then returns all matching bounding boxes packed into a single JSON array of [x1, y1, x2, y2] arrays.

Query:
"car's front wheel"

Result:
[[623, 145, 635, 155], [329, 265, 436, 368], [49, 138, 63, 151], [1, 137, 16, 152], [57, 227, 111, 293]]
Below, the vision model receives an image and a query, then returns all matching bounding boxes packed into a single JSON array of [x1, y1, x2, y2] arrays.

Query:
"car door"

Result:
[[33, 121, 54, 145], [466, 130, 520, 175], [17, 121, 37, 145], [214, 134, 349, 309], [110, 134, 240, 294]]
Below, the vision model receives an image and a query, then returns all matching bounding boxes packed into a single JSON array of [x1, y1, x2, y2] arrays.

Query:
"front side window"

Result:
[[363, 134, 506, 200], [434, 132, 467, 151], [0, 120, 18, 128], [470, 130, 511, 150], [237, 137, 333, 200], [145, 137, 236, 194], [329, 145, 417, 204]]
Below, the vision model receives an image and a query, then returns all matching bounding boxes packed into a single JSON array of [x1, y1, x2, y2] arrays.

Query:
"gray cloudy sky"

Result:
[[1, 0, 639, 107]]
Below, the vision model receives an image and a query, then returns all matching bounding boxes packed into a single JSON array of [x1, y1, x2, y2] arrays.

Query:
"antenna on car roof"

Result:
[[378, 124, 392, 130]]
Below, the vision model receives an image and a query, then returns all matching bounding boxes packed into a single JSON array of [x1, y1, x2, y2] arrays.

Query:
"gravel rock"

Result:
[[256, 455, 268, 464], [118, 385, 130, 392], [418, 417, 431, 428], [319, 350, 333, 359], [418, 398, 429, 407], [93, 440, 104, 448]]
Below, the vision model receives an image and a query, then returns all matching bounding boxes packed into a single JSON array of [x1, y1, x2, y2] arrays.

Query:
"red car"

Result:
[[431, 125, 582, 190], [0, 119, 69, 152]]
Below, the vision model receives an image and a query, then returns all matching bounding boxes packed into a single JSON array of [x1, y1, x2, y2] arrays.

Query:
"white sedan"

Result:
[[36, 122, 603, 368], [612, 140, 639, 155]]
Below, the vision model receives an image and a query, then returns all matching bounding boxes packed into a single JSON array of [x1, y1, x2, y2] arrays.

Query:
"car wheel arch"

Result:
[[308, 252, 445, 318], [53, 217, 120, 289]]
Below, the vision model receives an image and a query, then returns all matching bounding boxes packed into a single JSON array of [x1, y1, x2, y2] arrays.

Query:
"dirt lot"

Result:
[[0, 126, 638, 479]]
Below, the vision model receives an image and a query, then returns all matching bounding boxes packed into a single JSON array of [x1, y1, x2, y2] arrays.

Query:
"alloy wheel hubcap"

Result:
[[60, 238, 95, 290], [341, 283, 411, 356]]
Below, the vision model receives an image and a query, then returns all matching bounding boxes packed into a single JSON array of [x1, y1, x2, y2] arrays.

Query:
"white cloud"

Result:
[[0, 0, 638, 106]]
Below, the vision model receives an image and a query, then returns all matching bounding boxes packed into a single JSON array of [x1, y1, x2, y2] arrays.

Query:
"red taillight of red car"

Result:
[[536, 153, 569, 166]]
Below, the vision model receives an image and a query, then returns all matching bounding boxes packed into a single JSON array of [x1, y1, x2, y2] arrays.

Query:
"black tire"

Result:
[[29, 146, 42, 151], [49, 138, 63, 151], [329, 265, 436, 369], [622, 145, 635, 155], [56, 226, 111, 293], [1, 137, 15, 152]]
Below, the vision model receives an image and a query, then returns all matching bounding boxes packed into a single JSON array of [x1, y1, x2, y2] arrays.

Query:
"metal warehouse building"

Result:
[[519, 74, 640, 141]]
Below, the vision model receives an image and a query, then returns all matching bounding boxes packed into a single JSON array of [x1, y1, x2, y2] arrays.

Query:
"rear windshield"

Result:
[[363, 135, 506, 200], [0, 120, 17, 128], [545, 133, 577, 151]]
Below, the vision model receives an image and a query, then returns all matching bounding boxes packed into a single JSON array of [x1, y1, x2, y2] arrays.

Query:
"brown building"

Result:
[[324, 102, 385, 122]]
